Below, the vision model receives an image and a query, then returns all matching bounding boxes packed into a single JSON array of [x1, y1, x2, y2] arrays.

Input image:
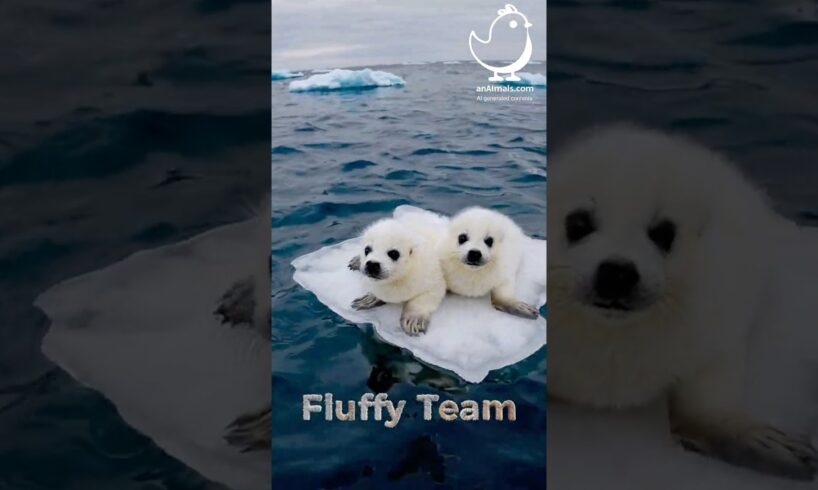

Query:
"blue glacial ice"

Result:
[[288, 68, 405, 92], [271, 70, 303, 81], [495, 72, 547, 87]]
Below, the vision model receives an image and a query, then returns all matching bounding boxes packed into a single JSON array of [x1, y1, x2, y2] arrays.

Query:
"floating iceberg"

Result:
[[495, 72, 547, 87], [292, 206, 547, 383], [271, 70, 303, 81], [288, 68, 405, 92]]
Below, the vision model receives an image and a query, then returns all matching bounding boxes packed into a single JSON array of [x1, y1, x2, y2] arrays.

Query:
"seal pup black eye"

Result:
[[484, 237, 494, 247], [648, 219, 676, 253], [387, 249, 400, 261], [458, 234, 468, 245], [565, 209, 595, 244], [364, 246, 372, 255]]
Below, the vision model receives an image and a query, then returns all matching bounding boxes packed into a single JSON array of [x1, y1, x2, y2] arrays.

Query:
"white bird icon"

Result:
[[469, 4, 533, 82]]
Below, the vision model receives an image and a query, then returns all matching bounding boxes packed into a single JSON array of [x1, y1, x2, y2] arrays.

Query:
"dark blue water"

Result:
[[549, 0, 818, 224], [271, 63, 547, 488]]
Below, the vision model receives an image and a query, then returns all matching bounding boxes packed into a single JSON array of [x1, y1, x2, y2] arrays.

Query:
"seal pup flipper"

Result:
[[492, 298, 538, 319], [400, 311, 429, 336], [351, 293, 386, 310], [490, 281, 538, 319], [348, 255, 361, 271], [671, 414, 817, 480], [670, 360, 818, 481], [224, 405, 272, 453], [399, 286, 445, 336], [214, 274, 270, 338], [215, 276, 256, 326]]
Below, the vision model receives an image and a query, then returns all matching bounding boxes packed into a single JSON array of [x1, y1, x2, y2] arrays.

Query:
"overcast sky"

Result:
[[272, 0, 546, 70]]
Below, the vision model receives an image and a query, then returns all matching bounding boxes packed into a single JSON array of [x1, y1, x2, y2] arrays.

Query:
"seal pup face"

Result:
[[358, 219, 417, 282], [556, 204, 676, 319], [445, 207, 507, 269], [548, 125, 726, 324]]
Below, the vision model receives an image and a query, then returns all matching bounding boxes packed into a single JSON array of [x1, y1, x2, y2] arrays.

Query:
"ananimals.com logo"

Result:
[[468, 4, 533, 82]]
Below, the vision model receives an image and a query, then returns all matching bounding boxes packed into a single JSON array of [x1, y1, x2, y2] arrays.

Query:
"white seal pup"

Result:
[[548, 124, 817, 480], [348, 218, 446, 336], [439, 207, 538, 319]]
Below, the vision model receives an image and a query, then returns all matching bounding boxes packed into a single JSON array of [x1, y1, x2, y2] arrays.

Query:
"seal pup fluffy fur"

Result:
[[348, 218, 447, 336], [440, 207, 538, 319], [548, 124, 818, 480]]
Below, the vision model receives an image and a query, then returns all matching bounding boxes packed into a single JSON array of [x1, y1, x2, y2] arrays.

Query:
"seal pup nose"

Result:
[[594, 260, 640, 300], [365, 261, 381, 277], [466, 249, 483, 265]]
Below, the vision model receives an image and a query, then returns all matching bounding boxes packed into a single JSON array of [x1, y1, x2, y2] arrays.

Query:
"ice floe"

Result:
[[288, 68, 405, 92]]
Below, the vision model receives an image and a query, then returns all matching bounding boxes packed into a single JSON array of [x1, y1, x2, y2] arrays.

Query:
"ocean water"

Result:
[[549, 0, 818, 224], [271, 63, 547, 488]]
